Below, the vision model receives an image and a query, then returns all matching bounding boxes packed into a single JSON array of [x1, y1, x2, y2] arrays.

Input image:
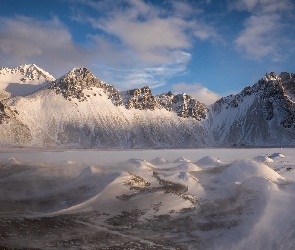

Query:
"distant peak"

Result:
[[0, 63, 55, 82], [19, 64, 55, 81]]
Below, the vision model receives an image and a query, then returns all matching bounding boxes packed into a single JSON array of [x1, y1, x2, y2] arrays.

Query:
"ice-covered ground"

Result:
[[0, 148, 295, 249]]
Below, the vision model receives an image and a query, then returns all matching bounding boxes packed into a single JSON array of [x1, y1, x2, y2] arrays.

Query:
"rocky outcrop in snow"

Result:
[[121, 87, 208, 120], [122, 86, 158, 110], [0, 89, 11, 101], [0, 101, 9, 124], [0, 100, 32, 144], [49, 68, 123, 106], [156, 92, 208, 120]]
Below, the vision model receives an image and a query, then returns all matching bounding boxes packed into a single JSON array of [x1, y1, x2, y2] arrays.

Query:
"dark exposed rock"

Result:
[[156, 93, 208, 120], [125, 86, 157, 110], [0, 101, 9, 124]]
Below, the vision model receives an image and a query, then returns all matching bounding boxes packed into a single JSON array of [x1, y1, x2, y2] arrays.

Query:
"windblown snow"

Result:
[[0, 148, 295, 249]]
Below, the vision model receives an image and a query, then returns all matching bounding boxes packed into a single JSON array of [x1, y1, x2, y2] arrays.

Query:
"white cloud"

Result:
[[75, 0, 219, 89], [172, 82, 221, 105], [235, 14, 282, 60], [87, 0, 216, 65], [229, 0, 294, 61], [0, 16, 90, 77]]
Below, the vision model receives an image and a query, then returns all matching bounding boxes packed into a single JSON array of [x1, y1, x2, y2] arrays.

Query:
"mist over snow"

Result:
[[1, 148, 295, 249]]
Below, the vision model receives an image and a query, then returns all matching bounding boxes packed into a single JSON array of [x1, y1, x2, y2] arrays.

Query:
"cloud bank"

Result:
[[173, 82, 221, 105]]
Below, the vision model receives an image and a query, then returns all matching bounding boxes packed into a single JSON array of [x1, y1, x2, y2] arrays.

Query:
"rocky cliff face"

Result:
[[121, 86, 208, 120], [156, 92, 208, 121], [122, 86, 158, 110], [208, 72, 295, 146]]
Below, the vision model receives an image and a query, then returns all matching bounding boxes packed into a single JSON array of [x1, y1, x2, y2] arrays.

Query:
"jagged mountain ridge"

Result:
[[0, 64, 295, 148], [207, 72, 295, 146], [49, 67, 208, 120]]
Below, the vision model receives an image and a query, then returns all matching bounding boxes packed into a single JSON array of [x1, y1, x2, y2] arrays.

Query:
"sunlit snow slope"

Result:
[[1, 67, 206, 148]]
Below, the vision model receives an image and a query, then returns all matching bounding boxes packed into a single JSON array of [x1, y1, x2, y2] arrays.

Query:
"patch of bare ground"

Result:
[[116, 172, 197, 204]]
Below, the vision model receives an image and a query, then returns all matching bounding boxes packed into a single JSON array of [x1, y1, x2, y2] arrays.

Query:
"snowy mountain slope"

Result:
[[0, 64, 295, 148], [0, 100, 32, 145], [0, 64, 55, 96], [0, 89, 11, 101], [207, 72, 295, 146]]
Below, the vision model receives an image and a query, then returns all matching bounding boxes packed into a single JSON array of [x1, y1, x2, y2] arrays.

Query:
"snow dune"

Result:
[[196, 155, 223, 168], [150, 157, 169, 165], [269, 152, 286, 158], [0, 148, 295, 249], [253, 155, 275, 163], [216, 159, 287, 185]]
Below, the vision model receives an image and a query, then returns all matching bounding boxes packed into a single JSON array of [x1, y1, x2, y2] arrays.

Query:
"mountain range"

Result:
[[0, 64, 294, 148]]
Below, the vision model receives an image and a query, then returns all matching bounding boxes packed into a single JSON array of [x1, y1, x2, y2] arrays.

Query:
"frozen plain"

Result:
[[0, 148, 295, 249]]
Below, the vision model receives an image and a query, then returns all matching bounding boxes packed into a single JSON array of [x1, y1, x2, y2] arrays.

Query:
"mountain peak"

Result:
[[262, 72, 281, 83], [65, 67, 94, 79], [50, 67, 122, 105]]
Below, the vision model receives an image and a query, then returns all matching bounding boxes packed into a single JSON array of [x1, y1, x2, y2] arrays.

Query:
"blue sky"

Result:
[[0, 0, 295, 104]]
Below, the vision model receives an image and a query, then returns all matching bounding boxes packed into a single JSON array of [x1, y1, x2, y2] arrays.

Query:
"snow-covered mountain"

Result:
[[0, 64, 294, 148], [0, 64, 55, 97], [207, 72, 295, 146], [0, 66, 206, 148]]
